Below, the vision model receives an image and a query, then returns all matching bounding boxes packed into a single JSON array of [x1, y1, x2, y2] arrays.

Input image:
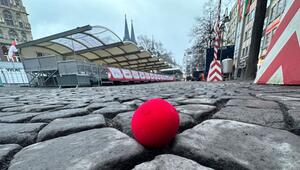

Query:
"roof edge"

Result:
[[17, 25, 93, 49]]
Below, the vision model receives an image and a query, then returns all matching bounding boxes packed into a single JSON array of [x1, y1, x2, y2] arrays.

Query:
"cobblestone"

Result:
[[176, 104, 217, 121], [8, 128, 145, 170], [37, 114, 106, 142], [0, 144, 22, 170], [0, 82, 299, 169], [213, 107, 285, 129], [0, 113, 42, 123], [0, 123, 46, 146], [30, 108, 89, 123], [172, 119, 300, 170], [225, 99, 280, 109], [133, 154, 213, 170]]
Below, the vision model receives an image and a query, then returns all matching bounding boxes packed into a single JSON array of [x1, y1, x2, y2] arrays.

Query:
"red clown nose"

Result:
[[131, 98, 179, 148]]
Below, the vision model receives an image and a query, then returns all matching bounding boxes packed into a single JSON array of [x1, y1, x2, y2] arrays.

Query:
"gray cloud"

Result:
[[23, 0, 207, 65]]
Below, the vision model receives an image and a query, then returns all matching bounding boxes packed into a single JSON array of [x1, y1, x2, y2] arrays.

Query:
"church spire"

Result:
[[123, 14, 130, 41], [130, 19, 137, 44]]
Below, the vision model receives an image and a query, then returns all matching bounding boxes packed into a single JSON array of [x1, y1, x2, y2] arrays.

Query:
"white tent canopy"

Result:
[[17, 25, 171, 72]]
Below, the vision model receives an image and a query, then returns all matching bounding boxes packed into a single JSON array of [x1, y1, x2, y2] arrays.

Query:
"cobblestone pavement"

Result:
[[0, 82, 300, 170]]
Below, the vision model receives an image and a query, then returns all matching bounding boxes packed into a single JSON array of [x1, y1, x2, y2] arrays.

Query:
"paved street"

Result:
[[0, 82, 300, 170]]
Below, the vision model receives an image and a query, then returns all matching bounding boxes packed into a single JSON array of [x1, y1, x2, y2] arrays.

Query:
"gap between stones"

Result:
[[192, 98, 230, 126], [0, 147, 22, 170], [249, 93, 296, 132]]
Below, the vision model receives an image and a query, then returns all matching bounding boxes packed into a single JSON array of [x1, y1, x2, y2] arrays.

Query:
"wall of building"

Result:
[[0, 0, 32, 45], [229, 0, 272, 78], [225, 2, 238, 47], [183, 49, 193, 78], [238, 0, 257, 69], [227, 0, 258, 78], [227, 0, 293, 77]]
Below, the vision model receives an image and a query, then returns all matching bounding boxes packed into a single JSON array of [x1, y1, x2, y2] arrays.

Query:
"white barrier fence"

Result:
[[0, 61, 29, 85], [107, 67, 175, 82]]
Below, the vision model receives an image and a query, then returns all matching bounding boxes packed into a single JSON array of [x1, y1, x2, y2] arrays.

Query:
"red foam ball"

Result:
[[131, 98, 179, 148]]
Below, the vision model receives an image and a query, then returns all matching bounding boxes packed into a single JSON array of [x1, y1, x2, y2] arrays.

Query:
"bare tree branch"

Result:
[[137, 35, 177, 65]]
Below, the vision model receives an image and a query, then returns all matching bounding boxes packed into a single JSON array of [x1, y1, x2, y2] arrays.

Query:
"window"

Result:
[[246, 15, 249, 23], [265, 32, 272, 48], [244, 29, 252, 40], [250, 10, 255, 21], [260, 37, 265, 50], [248, 29, 252, 39], [16, 13, 21, 19], [15, 0, 20, 6], [247, 10, 255, 23], [8, 29, 18, 40], [269, 0, 286, 22], [278, 0, 286, 15], [244, 46, 249, 56], [19, 21, 23, 28], [263, 28, 277, 50], [270, 28, 277, 40], [21, 31, 27, 41], [0, 0, 9, 6], [3, 10, 14, 26], [270, 3, 278, 22]]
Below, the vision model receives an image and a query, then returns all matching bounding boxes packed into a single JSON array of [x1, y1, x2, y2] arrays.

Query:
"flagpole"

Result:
[[212, 0, 221, 61], [207, 0, 223, 82]]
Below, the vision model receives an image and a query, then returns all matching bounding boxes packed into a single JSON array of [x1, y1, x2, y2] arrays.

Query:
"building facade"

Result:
[[183, 49, 193, 79], [227, 2, 240, 71], [237, 0, 256, 72], [0, 0, 32, 60], [224, 3, 238, 47], [227, 0, 293, 78], [225, 0, 258, 78]]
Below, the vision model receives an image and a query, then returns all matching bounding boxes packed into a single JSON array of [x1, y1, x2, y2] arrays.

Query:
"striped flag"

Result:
[[213, 0, 221, 61], [207, 0, 223, 82], [238, 0, 252, 20], [244, 0, 252, 16], [238, 0, 243, 19]]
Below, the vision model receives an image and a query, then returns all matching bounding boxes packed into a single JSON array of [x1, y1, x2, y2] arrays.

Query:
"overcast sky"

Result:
[[22, 0, 233, 66]]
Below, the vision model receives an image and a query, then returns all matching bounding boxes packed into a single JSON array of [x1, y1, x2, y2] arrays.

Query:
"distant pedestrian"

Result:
[[8, 40, 18, 62]]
